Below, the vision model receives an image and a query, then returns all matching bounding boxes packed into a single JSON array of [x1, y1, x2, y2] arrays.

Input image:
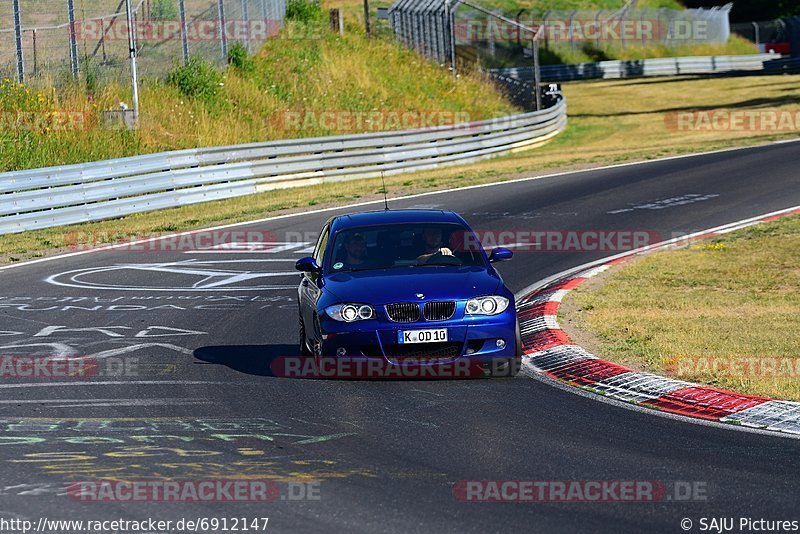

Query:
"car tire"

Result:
[[299, 314, 312, 357]]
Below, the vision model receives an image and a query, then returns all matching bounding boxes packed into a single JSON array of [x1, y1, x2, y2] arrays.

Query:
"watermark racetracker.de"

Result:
[[665, 110, 800, 132], [0, 111, 88, 133], [268, 110, 473, 133], [67, 479, 320, 502], [453, 480, 708, 502], [74, 19, 283, 42], [455, 18, 710, 43], [667, 355, 800, 379], [62, 229, 662, 254], [0, 355, 169, 379], [63, 230, 279, 253]]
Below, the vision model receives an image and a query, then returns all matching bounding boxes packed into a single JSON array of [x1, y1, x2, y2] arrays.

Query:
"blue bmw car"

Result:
[[295, 209, 520, 377]]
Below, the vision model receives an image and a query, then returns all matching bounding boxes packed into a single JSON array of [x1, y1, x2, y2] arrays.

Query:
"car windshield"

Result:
[[328, 223, 486, 272]]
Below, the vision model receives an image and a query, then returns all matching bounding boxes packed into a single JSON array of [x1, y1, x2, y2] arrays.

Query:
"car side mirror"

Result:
[[489, 247, 513, 263], [295, 256, 321, 272]]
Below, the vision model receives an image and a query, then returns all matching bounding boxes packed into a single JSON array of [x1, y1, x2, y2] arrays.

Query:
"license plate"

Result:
[[398, 328, 448, 344]]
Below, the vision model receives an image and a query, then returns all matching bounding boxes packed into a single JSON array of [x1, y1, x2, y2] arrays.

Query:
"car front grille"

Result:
[[385, 302, 421, 323], [423, 301, 455, 321], [383, 342, 463, 361]]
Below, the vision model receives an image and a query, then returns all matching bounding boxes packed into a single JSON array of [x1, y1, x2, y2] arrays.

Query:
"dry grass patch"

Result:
[[563, 215, 800, 400]]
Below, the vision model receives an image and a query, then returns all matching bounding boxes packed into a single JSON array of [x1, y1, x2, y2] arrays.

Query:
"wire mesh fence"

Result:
[[388, 0, 545, 110], [731, 20, 787, 46], [452, 3, 732, 68], [731, 15, 800, 57], [0, 0, 287, 86], [388, 0, 734, 110], [390, 0, 733, 71]]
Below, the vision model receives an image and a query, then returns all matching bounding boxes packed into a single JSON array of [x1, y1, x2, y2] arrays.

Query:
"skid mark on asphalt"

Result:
[[607, 193, 720, 214]]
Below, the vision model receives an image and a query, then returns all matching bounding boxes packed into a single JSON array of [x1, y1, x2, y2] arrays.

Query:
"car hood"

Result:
[[323, 267, 503, 304]]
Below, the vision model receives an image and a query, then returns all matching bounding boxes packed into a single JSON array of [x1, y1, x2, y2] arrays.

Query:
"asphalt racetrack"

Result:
[[1, 141, 799, 533]]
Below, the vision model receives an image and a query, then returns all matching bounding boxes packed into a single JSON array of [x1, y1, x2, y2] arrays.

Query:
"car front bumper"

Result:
[[317, 311, 518, 369]]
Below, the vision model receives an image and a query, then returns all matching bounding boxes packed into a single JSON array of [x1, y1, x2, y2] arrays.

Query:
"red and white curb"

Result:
[[515, 205, 800, 436]]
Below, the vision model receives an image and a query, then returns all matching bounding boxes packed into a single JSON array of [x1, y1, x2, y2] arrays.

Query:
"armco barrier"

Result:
[[492, 53, 780, 82], [763, 56, 800, 74], [0, 98, 566, 235]]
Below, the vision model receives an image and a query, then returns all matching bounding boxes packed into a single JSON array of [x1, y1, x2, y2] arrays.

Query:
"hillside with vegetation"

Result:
[[0, 1, 516, 173]]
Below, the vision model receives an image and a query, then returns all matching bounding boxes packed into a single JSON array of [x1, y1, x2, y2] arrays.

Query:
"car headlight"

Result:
[[325, 304, 375, 322], [465, 296, 509, 316]]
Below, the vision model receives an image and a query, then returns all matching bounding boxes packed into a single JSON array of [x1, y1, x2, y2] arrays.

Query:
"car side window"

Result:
[[314, 226, 330, 265]]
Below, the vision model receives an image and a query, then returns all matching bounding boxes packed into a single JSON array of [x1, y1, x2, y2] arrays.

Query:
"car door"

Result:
[[299, 223, 330, 336]]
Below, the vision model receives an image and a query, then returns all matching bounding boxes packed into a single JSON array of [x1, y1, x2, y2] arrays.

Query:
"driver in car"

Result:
[[416, 227, 454, 265], [342, 232, 371, 269]]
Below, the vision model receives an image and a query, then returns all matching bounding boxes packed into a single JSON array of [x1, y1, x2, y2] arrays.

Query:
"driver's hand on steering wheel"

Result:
[[438, 247, 453, 256]]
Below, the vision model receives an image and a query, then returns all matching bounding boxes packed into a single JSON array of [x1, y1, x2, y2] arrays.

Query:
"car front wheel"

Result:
[[299, 314, 312, 357]]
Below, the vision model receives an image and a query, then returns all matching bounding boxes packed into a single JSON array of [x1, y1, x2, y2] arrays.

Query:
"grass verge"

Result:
[[0, 22, 516, 172], [1, 72, 799, 264], [561, 215, 800, 401]]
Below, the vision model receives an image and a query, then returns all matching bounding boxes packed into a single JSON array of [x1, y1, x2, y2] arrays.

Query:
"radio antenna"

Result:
[[380, 171, 389, 211]]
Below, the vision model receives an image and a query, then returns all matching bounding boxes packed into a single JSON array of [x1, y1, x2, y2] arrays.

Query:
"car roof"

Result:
[[330, 209, 466, 233]]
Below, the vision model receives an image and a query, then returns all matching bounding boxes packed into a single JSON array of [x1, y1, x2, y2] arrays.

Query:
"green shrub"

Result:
[[285, 0, 323, 22], [227, 42, 256, 75], [151, 0, 178, 21], [166, 56, 223, 103]]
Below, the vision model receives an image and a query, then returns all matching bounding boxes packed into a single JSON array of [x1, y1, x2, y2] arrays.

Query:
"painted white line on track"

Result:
[[49, 400, 213, 408], [0, 398, 208, 406], [0, 380, 227, 389]]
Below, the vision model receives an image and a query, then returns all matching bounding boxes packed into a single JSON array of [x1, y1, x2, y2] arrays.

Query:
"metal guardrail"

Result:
[[492, 53, 780, 82], [0, 98, 567, 235], [763, 56, 800, 74]]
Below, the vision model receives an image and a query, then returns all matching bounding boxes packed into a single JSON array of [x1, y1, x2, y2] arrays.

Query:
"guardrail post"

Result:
[[488, 14, 495, 57], [568, 10, 576, 53], [446, 0, 457, 77], [67, 0, 80, 79], [125, 0, 140, 128], [12, 0, 25, 83], [364, 0, 371, 37], [330, 8, 343, 35], [218, 0, 228, 61], [641, 10, 647, 46], [178, 0, 190, 65], [543, 11, 550, 50], [241, 0, 251, 53], [31, 29, 38, 77], [100, 18, 107, 62], [532, 38, 541, 111]]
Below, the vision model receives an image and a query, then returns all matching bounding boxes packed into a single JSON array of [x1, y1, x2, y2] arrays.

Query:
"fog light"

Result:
[[496, 339, 505, 348], [336, 347, 347, 357]]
